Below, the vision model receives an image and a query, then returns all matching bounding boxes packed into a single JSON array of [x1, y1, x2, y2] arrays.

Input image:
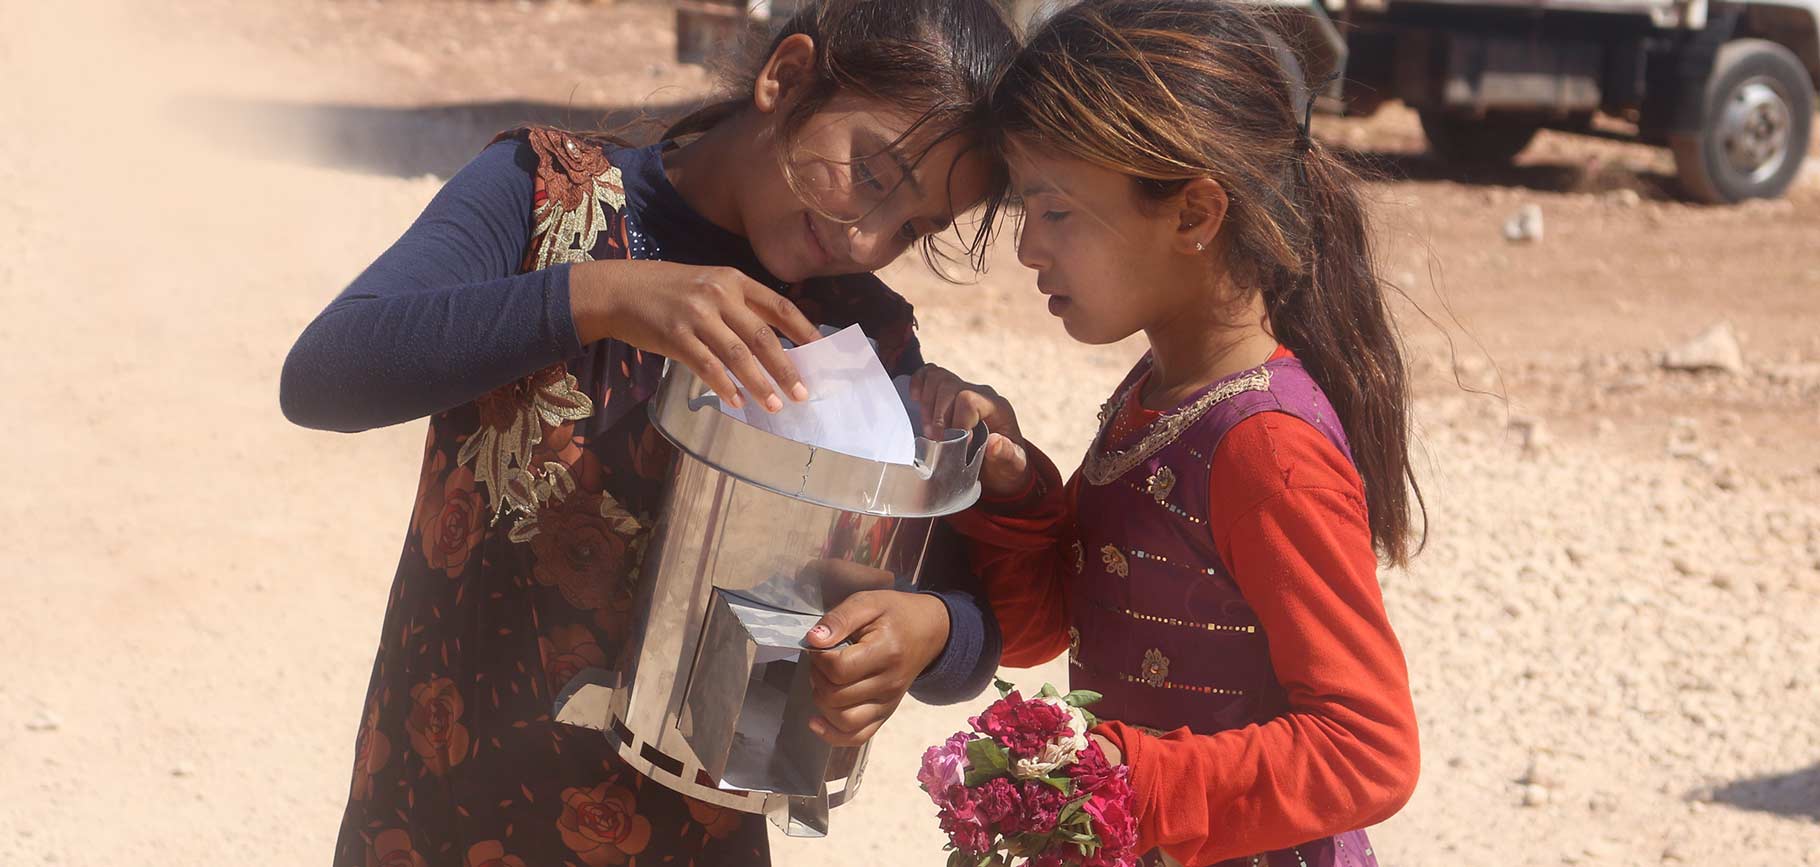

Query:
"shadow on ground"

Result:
[[1703, 763, 1820, 822], [185, 96, 1702, 199], [1335, 148, 1685, 200], [173, 96, 705, 178]]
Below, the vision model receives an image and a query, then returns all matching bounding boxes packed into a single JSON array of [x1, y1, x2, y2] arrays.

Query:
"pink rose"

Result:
[[918, 732, 972, 799], [1082, 774, 1139, 867]]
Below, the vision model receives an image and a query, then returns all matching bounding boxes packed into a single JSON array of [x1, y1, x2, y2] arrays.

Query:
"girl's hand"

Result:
[[1089, 732, 1123, 766], [910, 364, 1032, 499], [570, 260, 823, 413], [802, 585, 952, 747]]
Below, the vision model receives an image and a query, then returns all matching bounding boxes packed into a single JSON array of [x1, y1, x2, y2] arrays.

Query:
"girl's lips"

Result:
[[803, 212, 833, 268], [1046, 295, 1071, 316]]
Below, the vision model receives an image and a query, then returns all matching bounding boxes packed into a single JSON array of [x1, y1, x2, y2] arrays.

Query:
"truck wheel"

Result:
[[1418, 111, 1541, 166], [1672, 38, 1815, 203]]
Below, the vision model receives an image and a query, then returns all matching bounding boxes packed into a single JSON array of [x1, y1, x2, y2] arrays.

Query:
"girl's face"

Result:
[[768, 99, 992, 283], [1006, 146, 1193, 345], [735, 36, 993, 284]]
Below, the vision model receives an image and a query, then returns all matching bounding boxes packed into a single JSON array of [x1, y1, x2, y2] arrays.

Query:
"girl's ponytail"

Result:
[[1271, 140, 1424, 563]]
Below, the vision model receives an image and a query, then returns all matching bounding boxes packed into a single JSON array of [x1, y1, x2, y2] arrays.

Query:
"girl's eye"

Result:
[[856, 160, 887, 192], [1042, 210, 1071, 223], [897, 221, 920, 242]]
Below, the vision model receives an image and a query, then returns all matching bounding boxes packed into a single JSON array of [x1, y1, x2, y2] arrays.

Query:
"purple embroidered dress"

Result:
[[957, 353, 1410, 867]]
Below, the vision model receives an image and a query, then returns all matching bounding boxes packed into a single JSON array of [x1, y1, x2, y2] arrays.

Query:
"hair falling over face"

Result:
[[992, 0, 1425, 563]]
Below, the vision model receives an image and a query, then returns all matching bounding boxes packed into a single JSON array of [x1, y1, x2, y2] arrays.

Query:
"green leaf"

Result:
[[962, 738, 1010, 785], [1036, 683, 1061, 699], [1038, 775, 1074, 795], [1079, 708, 1100, 729], [962, 766, 1003, 787], [947, 850, 971, 867], [1062, 689, 1104, 707], [992, 676, 1016, 698], [1005, 834, 1047, 858]]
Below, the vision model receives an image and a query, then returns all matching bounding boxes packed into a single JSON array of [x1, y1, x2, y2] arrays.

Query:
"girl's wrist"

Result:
[[981, 465, 1038, 502], [567, 260, 624, 346]]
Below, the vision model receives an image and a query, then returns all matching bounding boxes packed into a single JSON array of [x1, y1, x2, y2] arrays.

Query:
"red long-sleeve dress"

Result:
[[950, 348, 1420, 867]]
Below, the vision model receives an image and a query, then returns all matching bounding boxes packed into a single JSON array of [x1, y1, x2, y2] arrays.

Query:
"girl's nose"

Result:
[[1015, 223, 1046, 272]]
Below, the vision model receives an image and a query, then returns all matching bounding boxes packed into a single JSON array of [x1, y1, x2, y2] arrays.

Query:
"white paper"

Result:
[[716, 324, 917, 465]]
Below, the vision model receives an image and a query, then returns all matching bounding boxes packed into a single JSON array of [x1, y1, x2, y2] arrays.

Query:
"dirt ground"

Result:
[[2, 1, 1816, 865]]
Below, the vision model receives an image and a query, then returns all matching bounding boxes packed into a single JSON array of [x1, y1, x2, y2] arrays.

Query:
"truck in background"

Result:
[[681, 0, 1818, 203], [1309, 0, 1819, 202]]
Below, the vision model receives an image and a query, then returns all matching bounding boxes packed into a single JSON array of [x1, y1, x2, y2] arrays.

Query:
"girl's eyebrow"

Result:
[[1018, 181, 1063, 197]]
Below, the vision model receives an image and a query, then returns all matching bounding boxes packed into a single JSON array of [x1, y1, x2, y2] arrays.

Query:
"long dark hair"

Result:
[[992, 0, 1424, 563], [664, 0, 1019, 271]]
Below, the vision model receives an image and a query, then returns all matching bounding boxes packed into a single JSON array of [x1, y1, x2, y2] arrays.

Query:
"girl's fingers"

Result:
[[914, 366, 964, 433], [929, 378, 966, 433], [679, 339, 744, 411], [982, 434, 1033, 498], [807, 668, 898, 745], [909, 364, 934, 402], [727, 305, 808, 403], [988, 433, 1029, 475], [917, 372, 945, 434], [740, 282, 821, 348], [809, 711, 887, 747], [807, 640, 885, 689], [953, 389, 998, 432], [700, 321, 782, 413], [810, 668, 898, 711]]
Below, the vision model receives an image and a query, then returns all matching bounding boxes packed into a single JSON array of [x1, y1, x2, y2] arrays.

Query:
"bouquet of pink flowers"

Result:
[[918, 680, 1138, 867]]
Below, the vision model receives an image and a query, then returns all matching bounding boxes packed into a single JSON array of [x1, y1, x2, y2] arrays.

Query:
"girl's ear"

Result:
[[1174, 177, 1229, 255], [753, 34, 818, 114]]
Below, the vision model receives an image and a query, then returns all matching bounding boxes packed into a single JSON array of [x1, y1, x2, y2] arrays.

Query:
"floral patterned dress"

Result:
[[332, 128, 932, 867]]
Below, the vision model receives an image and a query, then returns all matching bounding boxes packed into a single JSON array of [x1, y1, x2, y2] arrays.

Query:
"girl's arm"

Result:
[[280, 140, 579, 433], [281, 139, 819, 433], [946, 442, 1077, 668], [910, 363, 1076, 667], [1096, 413, 1420, 865], [905, 521, 1004, 703]]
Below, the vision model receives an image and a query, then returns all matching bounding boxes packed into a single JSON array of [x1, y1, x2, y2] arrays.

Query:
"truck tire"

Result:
[[1671, 38, 1815, 203], [1418, 111, 1542, 167]]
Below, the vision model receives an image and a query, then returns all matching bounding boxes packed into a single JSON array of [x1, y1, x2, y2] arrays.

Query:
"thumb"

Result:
[[807, 591, 885, 648], [982, 433, 1031, 496]]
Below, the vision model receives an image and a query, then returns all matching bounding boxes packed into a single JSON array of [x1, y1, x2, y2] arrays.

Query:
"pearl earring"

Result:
[[1195, 242, 1205, 252]]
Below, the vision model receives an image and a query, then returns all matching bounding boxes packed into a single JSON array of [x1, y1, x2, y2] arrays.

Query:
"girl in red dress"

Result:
[[917, 2, 1424, 864]]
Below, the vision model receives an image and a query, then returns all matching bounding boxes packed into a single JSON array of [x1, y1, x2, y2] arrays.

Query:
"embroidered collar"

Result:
[[1081, 357, 1273, 486]]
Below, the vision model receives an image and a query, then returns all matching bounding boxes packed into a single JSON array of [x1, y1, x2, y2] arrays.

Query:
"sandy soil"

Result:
[[2, 1, 1816, 865]]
